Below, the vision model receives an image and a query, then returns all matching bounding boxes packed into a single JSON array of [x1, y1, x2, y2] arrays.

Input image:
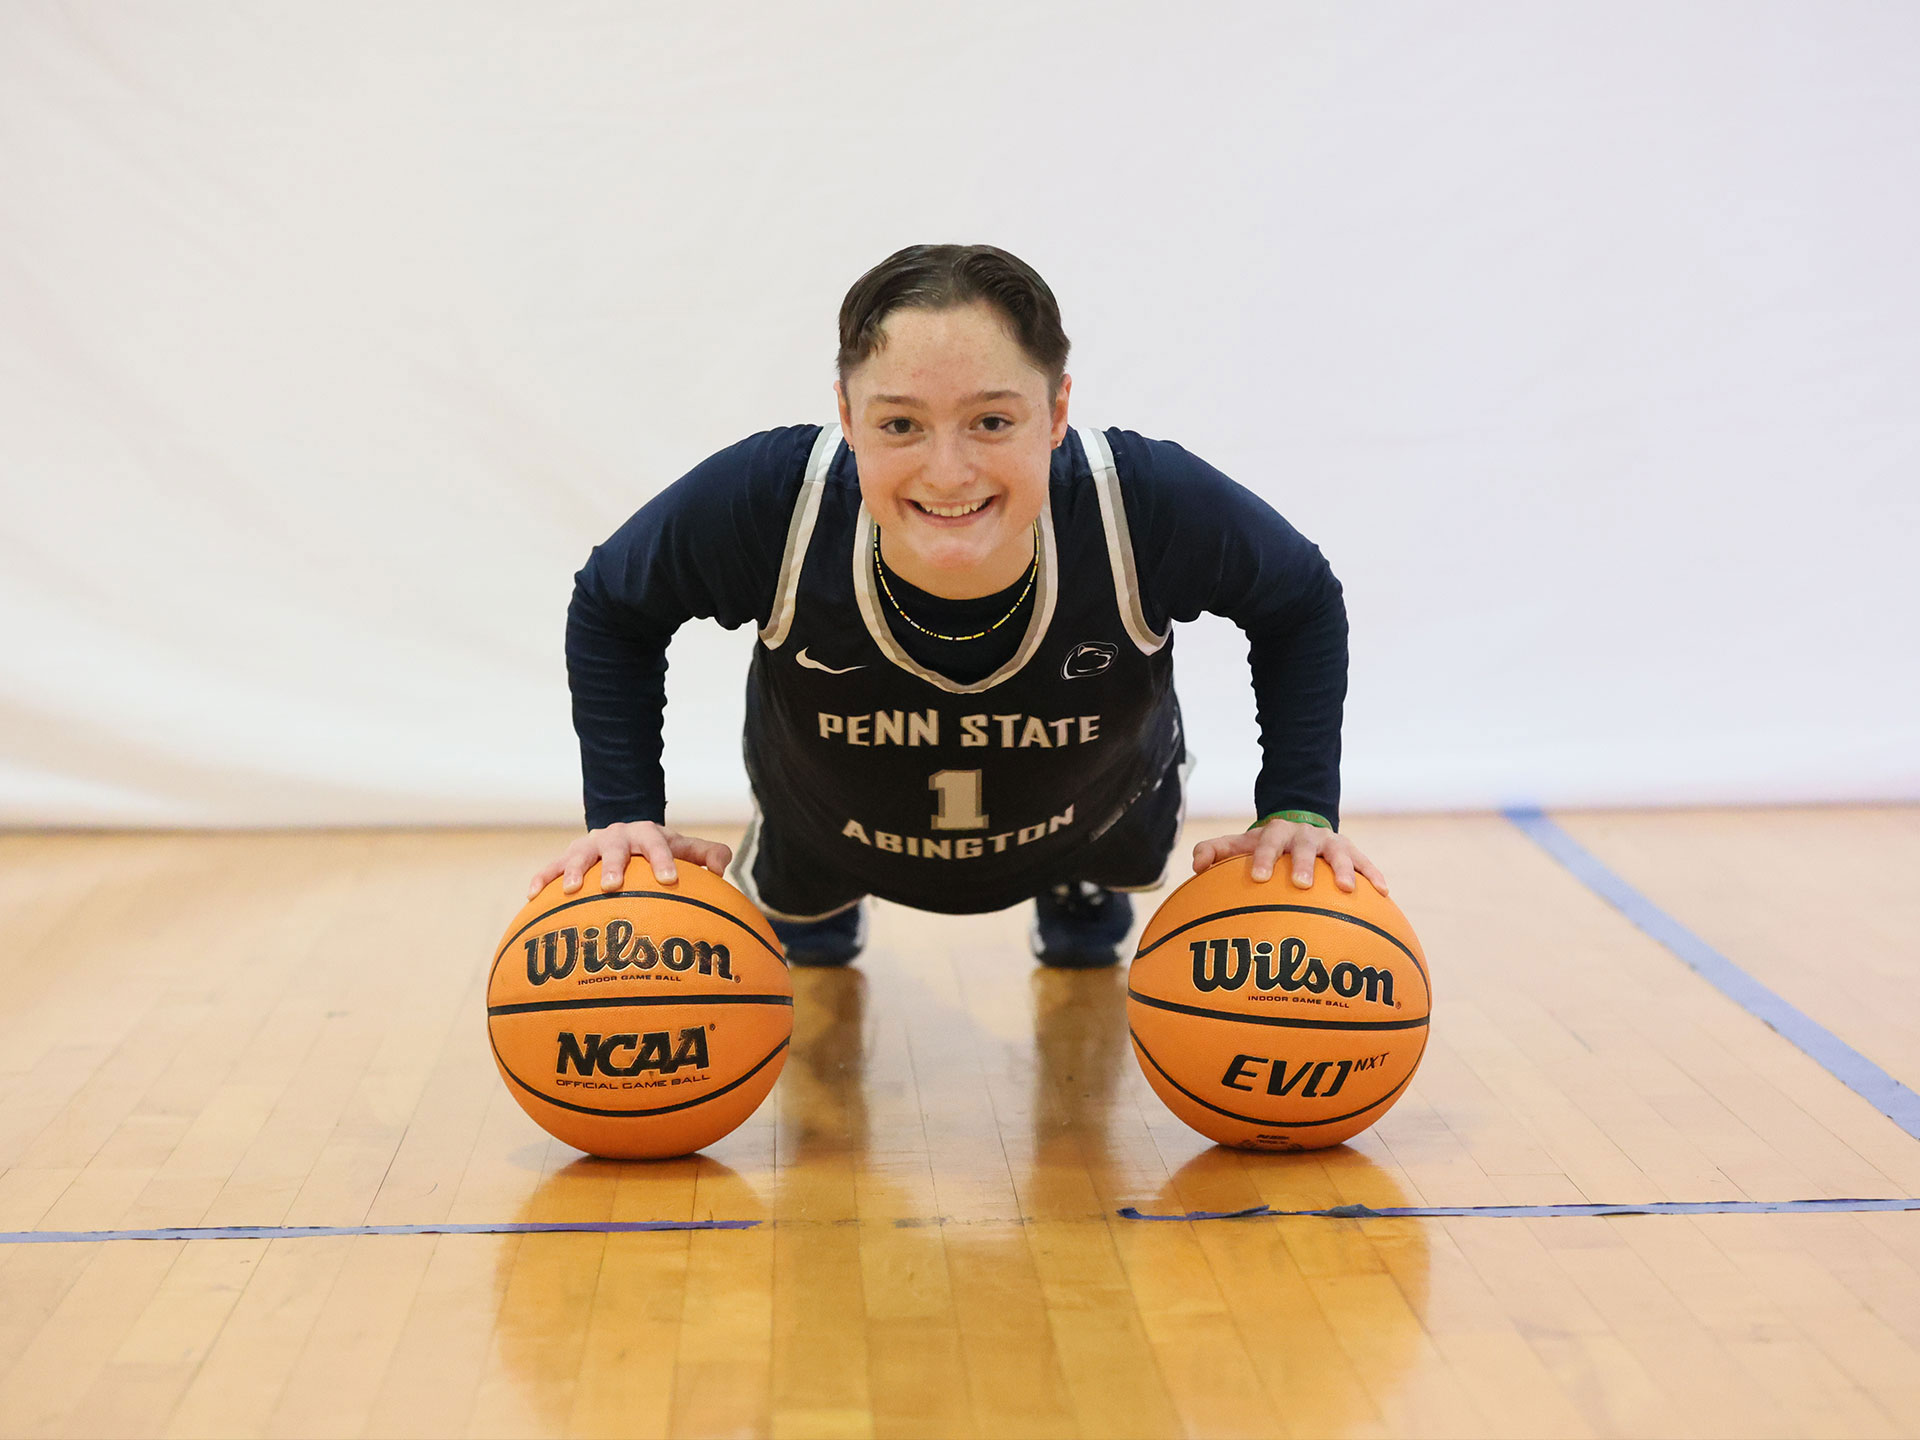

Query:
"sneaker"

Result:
[[1030, 882, 1134, 969], [771, 902, 867, 967]]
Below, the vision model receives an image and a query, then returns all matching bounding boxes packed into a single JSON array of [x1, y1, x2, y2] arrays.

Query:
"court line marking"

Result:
[[0, 1220, 761, 1245], [1505, 805, 1920, 1143], [11, 1199, 1920, 1244], [1119, 1198, 1920, 1221]]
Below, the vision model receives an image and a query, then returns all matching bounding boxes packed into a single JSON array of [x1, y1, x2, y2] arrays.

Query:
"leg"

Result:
[[729, 805, 871, 966], [1030, 749, 1191, 968]]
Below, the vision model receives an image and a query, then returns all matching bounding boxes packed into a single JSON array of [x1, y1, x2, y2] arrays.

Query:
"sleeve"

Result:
[[566, 425, 819, 829], [1104, 429, 1349, 830]]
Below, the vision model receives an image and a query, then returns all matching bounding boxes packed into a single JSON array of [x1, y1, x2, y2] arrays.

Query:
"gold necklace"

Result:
[[873, 523, 1039, 643]]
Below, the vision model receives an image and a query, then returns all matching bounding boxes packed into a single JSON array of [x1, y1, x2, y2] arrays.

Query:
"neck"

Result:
[[876, 524, 1038, 600]]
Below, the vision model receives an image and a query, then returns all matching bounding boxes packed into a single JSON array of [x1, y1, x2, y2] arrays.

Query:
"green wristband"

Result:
[[1250, 810, 1332, 832]]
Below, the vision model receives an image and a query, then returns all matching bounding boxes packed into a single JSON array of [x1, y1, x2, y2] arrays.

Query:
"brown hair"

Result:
[[836, 244, 1070, 402]]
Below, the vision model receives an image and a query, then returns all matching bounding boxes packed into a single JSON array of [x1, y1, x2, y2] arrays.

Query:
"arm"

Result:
[[1104, 429, 1386, 894], [529, 426, 816, 896]]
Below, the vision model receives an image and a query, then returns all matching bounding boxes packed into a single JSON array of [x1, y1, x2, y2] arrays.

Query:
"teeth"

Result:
[[918, 499, 988, 518]]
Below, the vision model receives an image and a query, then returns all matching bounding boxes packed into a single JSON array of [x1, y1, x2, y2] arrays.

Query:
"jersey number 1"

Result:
[[928, 770, 987, 831]]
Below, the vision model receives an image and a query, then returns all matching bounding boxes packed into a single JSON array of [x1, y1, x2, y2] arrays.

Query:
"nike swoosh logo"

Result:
[[795, 647, 864, 674]]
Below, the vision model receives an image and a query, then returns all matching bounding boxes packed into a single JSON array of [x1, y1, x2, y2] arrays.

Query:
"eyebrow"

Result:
[[864, 390, 1026, 408]]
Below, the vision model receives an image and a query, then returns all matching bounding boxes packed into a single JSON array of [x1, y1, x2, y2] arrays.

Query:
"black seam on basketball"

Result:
[[489, 888, 786, 1001], [488, 993, 795, 1018], [1126, 989, 1430, 1032], [488, 1028, 791, 1120], [1129, 1028, 1417, 1129], [1132, 903, 1429, 992]]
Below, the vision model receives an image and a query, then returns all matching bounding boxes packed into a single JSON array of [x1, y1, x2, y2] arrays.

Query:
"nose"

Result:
[[923, 427, 972, 492]]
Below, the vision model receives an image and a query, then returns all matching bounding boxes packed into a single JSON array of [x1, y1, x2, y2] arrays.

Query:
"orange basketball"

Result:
[[1127, 853, 1430, 1150], [486, 861, 792, 1159]]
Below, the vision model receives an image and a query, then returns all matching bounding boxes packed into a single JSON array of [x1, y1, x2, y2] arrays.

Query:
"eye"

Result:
[[880, 417, 915, 436], [978, 415, 1013, 432]]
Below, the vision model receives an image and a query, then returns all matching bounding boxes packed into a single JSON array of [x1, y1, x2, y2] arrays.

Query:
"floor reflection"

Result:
[[1139, 1145, 1435, 1435], [781, 966, 872, 1156], [1029, 964, 1132, 1144], [491, 951, 1433, 1437]]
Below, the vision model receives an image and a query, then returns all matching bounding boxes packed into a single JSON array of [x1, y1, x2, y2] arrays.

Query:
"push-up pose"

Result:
[[532, 244, 1386, 966]]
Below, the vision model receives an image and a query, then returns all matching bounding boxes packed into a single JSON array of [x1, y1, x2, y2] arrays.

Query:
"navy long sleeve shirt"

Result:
[[567, 425, 1347, 831]]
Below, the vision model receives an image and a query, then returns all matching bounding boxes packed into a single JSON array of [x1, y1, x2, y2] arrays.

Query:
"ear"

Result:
[[834, 379, 853, 433], [1050, 373, 1072, 447]]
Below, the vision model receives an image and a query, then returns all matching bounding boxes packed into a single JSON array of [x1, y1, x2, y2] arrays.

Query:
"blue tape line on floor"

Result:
[[1119, 1198, 1920, 1221], [0, 1219, 760, 1245], [7, 1205, 1916, 1242], [1506, 806, 1920, 1143]]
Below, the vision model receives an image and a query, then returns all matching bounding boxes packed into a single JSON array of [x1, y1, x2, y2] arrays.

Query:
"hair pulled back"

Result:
[[836, 244, 1070, 401]]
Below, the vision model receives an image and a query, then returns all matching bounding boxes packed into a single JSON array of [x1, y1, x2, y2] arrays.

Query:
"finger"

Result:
[[636, 827, 678, 884], [598, 835, 632, 890], [1328, 841, 1357, 894], [673, 836, 733, 875], [1352, 851, 1390, 895], [528, 858, 565, 899], [1249, 826, 1288, 883], [1192, 836, 1228, 874], [559, 843, 593, 895], [1290, 830, 1323, 888]]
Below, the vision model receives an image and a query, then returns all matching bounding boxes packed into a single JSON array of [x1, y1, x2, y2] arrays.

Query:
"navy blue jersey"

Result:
[[567, 424, 1349, 878], [734, 425, 1184, 914]]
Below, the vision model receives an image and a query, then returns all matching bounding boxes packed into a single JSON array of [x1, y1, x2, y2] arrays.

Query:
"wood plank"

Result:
[[0, 816, 1915, 1438], [267, 1234, 439, 1439]]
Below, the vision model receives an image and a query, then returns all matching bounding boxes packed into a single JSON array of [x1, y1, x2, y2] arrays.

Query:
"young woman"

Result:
[[531, 244, 1387, 966]]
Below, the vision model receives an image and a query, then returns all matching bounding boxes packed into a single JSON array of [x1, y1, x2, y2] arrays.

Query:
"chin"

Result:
[[917, 538, 995, 574]]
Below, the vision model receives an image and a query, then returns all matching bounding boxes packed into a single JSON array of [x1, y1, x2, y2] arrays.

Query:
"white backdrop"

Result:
[[2, 1, 1916, 828]]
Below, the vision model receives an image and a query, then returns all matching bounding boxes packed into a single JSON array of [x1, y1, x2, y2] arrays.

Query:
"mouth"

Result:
[[909, 496, 995, 521]]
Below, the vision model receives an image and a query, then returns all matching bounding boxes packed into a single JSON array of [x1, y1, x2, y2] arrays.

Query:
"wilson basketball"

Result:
[[486, 861, 793, 1159], [1127, 853, 1430, 1150]]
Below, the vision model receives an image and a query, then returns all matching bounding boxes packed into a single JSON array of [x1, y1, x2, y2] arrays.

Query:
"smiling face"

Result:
[[835, 301, 1071, 599]]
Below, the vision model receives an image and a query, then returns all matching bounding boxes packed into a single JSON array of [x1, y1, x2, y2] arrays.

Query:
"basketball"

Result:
[[1127, 853, 1431, 1150], [486, 860, 793, 1159]]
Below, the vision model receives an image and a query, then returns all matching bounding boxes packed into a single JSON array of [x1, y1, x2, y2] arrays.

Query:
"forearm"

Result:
[[1103, 429, 1351, 828], [566, 585, 672, 829], [1247, 584, 1347, 829], [560, 428, 812, 829]]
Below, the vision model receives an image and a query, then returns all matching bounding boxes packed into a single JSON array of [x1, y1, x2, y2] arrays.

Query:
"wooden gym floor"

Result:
[[1, 806, 1917, 1439]]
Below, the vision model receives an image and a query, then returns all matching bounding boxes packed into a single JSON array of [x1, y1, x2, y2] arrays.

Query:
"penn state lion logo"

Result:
[[1062, 641, 1118, 678]]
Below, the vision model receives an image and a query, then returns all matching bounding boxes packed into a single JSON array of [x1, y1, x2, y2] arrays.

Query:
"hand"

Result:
[[527, 821, 734, 899], [1191, 819, 1389, 895]]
